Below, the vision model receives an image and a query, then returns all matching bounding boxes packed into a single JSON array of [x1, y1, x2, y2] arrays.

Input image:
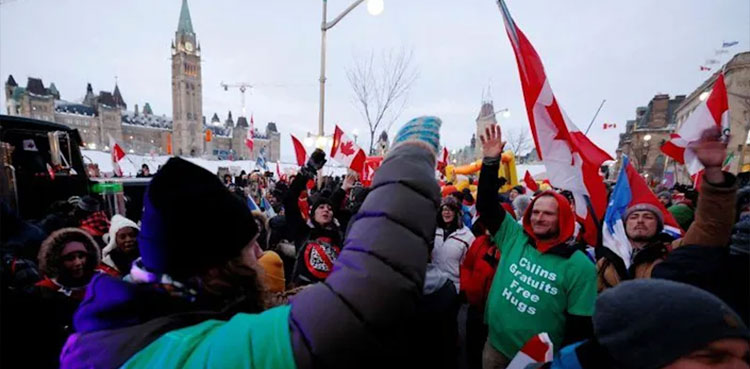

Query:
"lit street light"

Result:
[[317, 0, 383, 137], [699, 91, 710, 101]]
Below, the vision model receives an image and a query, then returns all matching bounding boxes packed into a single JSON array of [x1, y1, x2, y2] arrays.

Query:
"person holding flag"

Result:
[[477, 125, 596, 368]]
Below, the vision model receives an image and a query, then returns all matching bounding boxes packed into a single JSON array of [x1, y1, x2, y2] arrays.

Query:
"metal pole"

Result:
[[584, 99, 606, 135], [318, 0, 328, 137]]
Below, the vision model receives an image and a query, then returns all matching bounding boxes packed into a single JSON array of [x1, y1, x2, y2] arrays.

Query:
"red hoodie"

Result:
[[521, 191, 575, 253]]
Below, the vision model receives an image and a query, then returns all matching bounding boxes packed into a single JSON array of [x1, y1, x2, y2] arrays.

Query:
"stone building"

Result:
[[2, 0, 280, 162], [475, 100, 498, 160], [614, 94, 686, 183], [669, 52, 750, 183]]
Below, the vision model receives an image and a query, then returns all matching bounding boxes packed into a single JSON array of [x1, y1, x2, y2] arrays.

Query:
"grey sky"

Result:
[[1, 0, 748, 161]]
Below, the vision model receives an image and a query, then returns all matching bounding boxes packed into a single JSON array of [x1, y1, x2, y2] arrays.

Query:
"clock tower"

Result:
[[171, 0, 203, 156]]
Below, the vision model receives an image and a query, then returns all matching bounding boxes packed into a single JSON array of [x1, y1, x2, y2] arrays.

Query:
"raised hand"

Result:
[[480, 125, 506, 159], [689, 126, 727, 184], [342, 172, 357, 191]]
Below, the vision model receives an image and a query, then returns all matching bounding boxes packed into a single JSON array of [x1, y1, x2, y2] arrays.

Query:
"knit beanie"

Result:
[[102, 214, 140, 256], [512, 185, 525, 195], [594, 279, 749, 369], [258, 251, 285, 293], [309, 196, 334, 217], [138, 157, 257, 280], [667, 204, 694, 231], [623, 203, 664, 230]]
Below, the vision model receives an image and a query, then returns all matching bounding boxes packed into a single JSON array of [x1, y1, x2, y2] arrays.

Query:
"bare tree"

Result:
[[506, 127, 533, 155], [347, 48, 418, 155]]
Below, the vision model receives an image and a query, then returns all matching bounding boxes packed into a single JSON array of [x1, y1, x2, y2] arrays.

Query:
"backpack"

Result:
[[459, 234, 500, 310]]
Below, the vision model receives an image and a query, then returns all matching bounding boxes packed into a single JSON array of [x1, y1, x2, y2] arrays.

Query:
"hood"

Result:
[[73, 273, 196, 334], [38, 227, 101, 279], [102, 215, 140, 256], [522, 191, 575, 253]]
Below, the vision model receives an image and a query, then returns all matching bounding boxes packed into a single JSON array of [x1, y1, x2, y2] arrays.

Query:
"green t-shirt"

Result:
[[485, 215, 596, 359], [122, 305, 297, 369]]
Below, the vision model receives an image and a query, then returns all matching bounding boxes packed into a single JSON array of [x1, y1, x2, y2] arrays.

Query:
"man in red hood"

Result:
[[476, 125, 597, 369]]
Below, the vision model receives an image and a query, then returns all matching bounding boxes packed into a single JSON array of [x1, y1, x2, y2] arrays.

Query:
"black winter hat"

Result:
[[138, 157, 257, 280], [309, 196, 334, 217], [594, 279, 749, 369]]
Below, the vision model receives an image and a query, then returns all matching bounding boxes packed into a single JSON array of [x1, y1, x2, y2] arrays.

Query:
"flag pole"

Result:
[[584, 99, 607, 135]]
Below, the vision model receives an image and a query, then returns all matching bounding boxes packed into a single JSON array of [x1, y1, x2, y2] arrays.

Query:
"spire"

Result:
[[177, 0, 194, 34], [6, 75, 17, 87], [113, 83, 126, 109]]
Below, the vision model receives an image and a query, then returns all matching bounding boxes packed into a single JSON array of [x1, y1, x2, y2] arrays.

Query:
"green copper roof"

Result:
[[177, 0, 194, 34]]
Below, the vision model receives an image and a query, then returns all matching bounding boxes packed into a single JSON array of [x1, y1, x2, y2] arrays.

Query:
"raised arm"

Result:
[[283, 149, 327, 235], [476, 125, 508, 235], [288, 117, 441, 369]]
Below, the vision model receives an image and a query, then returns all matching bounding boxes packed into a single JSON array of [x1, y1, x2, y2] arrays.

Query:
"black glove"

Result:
[[301, 148, 327, 177]]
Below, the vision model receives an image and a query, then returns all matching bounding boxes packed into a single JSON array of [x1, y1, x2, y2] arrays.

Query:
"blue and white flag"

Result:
[[602, 156, 634, 268], [722, 41, 739, 48]]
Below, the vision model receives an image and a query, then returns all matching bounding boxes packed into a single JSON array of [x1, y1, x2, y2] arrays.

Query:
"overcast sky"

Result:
[[1, 0, 748, 161]]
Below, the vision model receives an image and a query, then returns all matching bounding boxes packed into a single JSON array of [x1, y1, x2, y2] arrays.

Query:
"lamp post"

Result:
[[477, 108, 511, 121], [318, 0, 383, 137], [352, 128, 359, 144]]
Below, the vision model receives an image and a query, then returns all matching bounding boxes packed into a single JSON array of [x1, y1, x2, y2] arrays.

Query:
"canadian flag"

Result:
[[602, 123, 617, 130], [523, 170, 539, 192], [700, 66, 712, 72], [661, 73, 729, 179], [497, 0, 612, 247], [330, 125, 366, 173], [290, 134, 307, 167], [109, 135, 125, 177], [246, 114, 255, 151], [437, 146, 449, 172], [507, 333, 554, 369]]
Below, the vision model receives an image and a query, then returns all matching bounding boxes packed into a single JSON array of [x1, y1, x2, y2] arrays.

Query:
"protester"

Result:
[[668, 202, 695, 231], [285, 149, 344, 286], [509, 185, 525, 202], [657, 190, 672, 208], [536, 279, 749, 369], [477, 125, 596, 368], [71, 195, 110, 246], [60, 115, 442, 369], [597, 199, 674, 291], [433, 196, 475, 291], [136, 164, 151, 178], [101, 214, 140, 275], [651, 127, 749, 324]]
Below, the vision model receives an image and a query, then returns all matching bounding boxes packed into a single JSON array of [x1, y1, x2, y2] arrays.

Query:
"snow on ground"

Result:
[[81, 150, 350, 178], [83, 149, 548, 180]]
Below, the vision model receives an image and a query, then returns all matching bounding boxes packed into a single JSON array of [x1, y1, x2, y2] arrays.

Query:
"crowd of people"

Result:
[[1, 116, 748, 368]]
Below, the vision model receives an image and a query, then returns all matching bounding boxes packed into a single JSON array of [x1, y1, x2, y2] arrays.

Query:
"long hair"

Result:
[[197, 254, 266, 314]]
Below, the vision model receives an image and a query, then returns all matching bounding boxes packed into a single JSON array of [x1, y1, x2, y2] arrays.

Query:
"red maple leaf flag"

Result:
[[109, 134, 125, 177], [523, 170, 539, 192], [331, 125, 366, 173], [290, 134, 307, 167], [661, 73, 729, 179], [246, 114, 255, 151], [496, 0, 612, 247], [437, 147, 449, 171]]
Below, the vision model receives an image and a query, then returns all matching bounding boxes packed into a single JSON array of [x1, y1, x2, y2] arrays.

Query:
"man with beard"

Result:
[[59, 116, 442, 369], [477, 125, 596, 368]]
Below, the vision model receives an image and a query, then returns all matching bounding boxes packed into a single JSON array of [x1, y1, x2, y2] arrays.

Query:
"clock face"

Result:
[[185, 42, 194, 52]]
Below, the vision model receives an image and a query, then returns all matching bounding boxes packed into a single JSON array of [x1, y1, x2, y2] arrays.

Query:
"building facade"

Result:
[[670, 52, 750, 183], [3, 0, 280, 162], [614, 94, 686, 183]]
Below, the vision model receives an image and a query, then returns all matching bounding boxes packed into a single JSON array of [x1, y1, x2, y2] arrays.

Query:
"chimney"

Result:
[[134, 104, 139, 115]]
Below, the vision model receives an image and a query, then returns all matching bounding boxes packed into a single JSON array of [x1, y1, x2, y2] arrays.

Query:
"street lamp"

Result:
[[699, 91, 710, 101], [318, 0, 383, 137], [352, 128, 359, 143], [477, 108, 511, 121]]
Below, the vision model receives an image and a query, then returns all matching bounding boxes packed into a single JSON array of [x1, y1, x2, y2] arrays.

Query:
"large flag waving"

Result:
[[523, 170, 539, 192], [507, 333, 554, 369], [109, 134, 125, 177], [603, 155, 683, 268], [661, 73, 729, 181], [496, 0, 612, 246], [331, 125, 366, 173], [290, 134, 307, 167]]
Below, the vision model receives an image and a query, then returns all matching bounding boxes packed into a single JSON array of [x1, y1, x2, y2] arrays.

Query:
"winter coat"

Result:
[[59, 143, 440, 369], [598, 172, 738, 291], [433, 225, 475, 291], [101, 214, 140, 275], [652, 173, 747, 324]]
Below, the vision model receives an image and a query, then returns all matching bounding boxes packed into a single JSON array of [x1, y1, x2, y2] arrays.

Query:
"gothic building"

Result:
[[3, 0, 280, 162]]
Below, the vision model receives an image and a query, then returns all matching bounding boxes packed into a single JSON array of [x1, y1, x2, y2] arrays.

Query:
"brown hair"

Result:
[[197, 253, 266, 314]]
